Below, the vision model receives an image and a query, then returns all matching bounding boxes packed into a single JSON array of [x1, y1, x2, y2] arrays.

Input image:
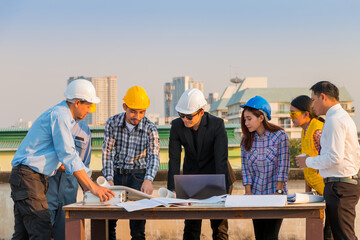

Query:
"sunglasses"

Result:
[[289, 111, 303, 119], [178, 110, 202, 120]]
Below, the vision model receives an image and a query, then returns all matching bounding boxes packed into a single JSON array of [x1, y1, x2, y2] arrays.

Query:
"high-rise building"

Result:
[[164, 76, 204, 119], [68, 76, 118, 126], [207, 92, 219, 105]]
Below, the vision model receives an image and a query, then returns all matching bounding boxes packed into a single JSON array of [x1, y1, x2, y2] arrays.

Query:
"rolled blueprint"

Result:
[[97, 176, 111, 188], [158, 187, 175, 198]]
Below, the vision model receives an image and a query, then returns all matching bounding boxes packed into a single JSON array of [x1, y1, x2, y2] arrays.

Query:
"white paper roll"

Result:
[[96, 176, 111, 188], [296, 153, 306, 157], [158, 187, 175, 198]]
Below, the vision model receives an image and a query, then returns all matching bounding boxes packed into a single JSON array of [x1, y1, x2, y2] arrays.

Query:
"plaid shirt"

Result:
[[102, 112, 160, 182], [241, 130, 290, 195]]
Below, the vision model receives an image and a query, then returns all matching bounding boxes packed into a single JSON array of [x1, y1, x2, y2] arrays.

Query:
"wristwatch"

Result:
[[276, 189, 284, 194]]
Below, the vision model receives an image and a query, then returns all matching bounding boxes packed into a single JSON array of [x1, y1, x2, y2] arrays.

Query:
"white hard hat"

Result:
[[175, 88, 207, 114], [64, 79, 100, 104]]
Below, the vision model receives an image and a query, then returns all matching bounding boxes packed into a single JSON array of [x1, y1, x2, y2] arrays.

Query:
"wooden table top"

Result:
[[63, 201, 326, 212]]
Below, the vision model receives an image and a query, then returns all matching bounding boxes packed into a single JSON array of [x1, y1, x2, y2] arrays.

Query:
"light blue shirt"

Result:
[[11, 100, 86, 176], [46, 120, 91, 239]]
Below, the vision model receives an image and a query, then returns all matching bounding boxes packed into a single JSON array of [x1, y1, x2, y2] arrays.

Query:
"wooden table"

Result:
[[64, 202, 325, 240]]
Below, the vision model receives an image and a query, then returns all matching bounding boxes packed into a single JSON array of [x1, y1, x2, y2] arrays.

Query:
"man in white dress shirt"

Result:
[[296, 81, 360, 240]]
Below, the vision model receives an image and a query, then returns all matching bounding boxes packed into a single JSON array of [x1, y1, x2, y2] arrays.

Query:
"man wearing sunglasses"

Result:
[[167, 88, 234, 240]]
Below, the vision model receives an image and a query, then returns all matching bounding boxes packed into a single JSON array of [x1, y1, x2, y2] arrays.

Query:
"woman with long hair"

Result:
[[241, 96, 290, 240], [290, 95, 332, 240]]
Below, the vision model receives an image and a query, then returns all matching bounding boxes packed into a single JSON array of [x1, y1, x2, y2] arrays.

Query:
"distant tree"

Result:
[[289, 139, 302, 168]]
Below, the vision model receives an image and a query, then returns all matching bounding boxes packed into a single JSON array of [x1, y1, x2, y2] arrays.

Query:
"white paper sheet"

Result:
[[151, 197, 195, 206], [287, 193, 324, 204], [188, 194, 228, 204], [114, 195, 228, 211], [115, 199, 162, 212], [225, 195, 287, 207]]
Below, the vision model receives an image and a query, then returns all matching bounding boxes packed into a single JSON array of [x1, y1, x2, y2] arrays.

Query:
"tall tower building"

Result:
[[68, 76, 118, 126], [164, 76, 204, 119]]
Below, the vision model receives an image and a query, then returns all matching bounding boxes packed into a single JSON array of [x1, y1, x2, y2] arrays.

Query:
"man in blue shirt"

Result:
[[9, 79, 114, 239], [46, 120, 92, 240]]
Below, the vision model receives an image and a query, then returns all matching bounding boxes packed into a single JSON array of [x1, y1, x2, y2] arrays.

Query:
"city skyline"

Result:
[[1, 1, 360, 128]]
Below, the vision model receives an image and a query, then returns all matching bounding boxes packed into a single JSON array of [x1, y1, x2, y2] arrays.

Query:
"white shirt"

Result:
[[306, 104, 360, 178], [125, 121, 136, 132]]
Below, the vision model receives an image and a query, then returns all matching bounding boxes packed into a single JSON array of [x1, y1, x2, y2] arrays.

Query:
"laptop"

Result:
[[174, 174, 226, 199]]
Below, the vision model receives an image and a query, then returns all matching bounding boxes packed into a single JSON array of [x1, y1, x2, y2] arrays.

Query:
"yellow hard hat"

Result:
[[123, 86, 150, 109]]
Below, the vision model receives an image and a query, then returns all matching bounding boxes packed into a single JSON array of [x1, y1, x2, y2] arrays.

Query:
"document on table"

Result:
[[188, 194, 227, 203], [114, 195, 228, 212], [225, 195, 287, 207], [115, 199, 163, 212], [114, 197, 197, 211], [287, 193, 324, 204]]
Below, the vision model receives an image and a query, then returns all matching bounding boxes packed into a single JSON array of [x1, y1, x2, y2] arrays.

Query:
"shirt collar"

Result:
[[198, 112, 208, 128], [326, 103, 341, 118], [119, 112, 147, 131], [60, 100, 76, 127], [255, 129, 270, 139]]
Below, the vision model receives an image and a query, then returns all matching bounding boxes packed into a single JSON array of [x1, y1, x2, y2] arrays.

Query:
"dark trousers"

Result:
[[324, 215, 333, 240], [9, 165, 53, 240], [324, 180, 360, 240], [109, 172, 146, 240], [182, 177, 234, 240], [183, 219, 228, 240], [252, 219, 283, 240]]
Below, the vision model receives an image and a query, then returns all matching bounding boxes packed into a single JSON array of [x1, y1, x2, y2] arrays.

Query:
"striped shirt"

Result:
[[102, 112, 160, 182], [241, 130, 290, 195]]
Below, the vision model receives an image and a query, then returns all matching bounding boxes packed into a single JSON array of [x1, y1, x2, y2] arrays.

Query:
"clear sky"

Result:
[[1, 0, 360, 128]]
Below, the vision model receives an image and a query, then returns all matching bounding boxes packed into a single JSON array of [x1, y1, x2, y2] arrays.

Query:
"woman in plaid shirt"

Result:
[[240, 96, 290, 240]]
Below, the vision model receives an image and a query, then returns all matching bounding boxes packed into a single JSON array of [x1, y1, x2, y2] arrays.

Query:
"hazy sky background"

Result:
[[1, 0, 359, 128]]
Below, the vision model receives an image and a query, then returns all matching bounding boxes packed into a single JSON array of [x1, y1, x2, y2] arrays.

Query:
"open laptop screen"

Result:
[[174, 174, 226, 199]]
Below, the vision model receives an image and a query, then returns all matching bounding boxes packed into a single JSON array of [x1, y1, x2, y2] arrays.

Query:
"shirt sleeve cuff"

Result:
[[65, 160, 85, 174], [144, 175, 154, 182], [243, 180, 252, 185], [105, 176, 114, 182], [306, 157, 314, 168]]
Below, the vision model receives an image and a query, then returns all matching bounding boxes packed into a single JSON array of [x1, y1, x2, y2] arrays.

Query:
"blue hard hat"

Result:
[[240, 96, 271, 120]]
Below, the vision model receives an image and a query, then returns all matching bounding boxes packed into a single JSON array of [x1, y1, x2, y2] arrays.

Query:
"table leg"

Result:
[[306, 218, 323, 240], [91, 219, 107, 240], [65, 218, 85, 240]]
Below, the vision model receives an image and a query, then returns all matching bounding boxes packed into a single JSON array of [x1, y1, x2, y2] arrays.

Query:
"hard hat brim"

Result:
[[87, 96, 101, 104]]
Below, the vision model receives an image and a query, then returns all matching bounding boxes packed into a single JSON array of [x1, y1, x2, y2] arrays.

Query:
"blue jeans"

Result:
[[109, 172, 146, 240]]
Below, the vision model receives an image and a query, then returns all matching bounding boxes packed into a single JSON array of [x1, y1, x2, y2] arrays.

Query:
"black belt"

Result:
[[114, 168, 146, 174], [324, 175, 358, 185]]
